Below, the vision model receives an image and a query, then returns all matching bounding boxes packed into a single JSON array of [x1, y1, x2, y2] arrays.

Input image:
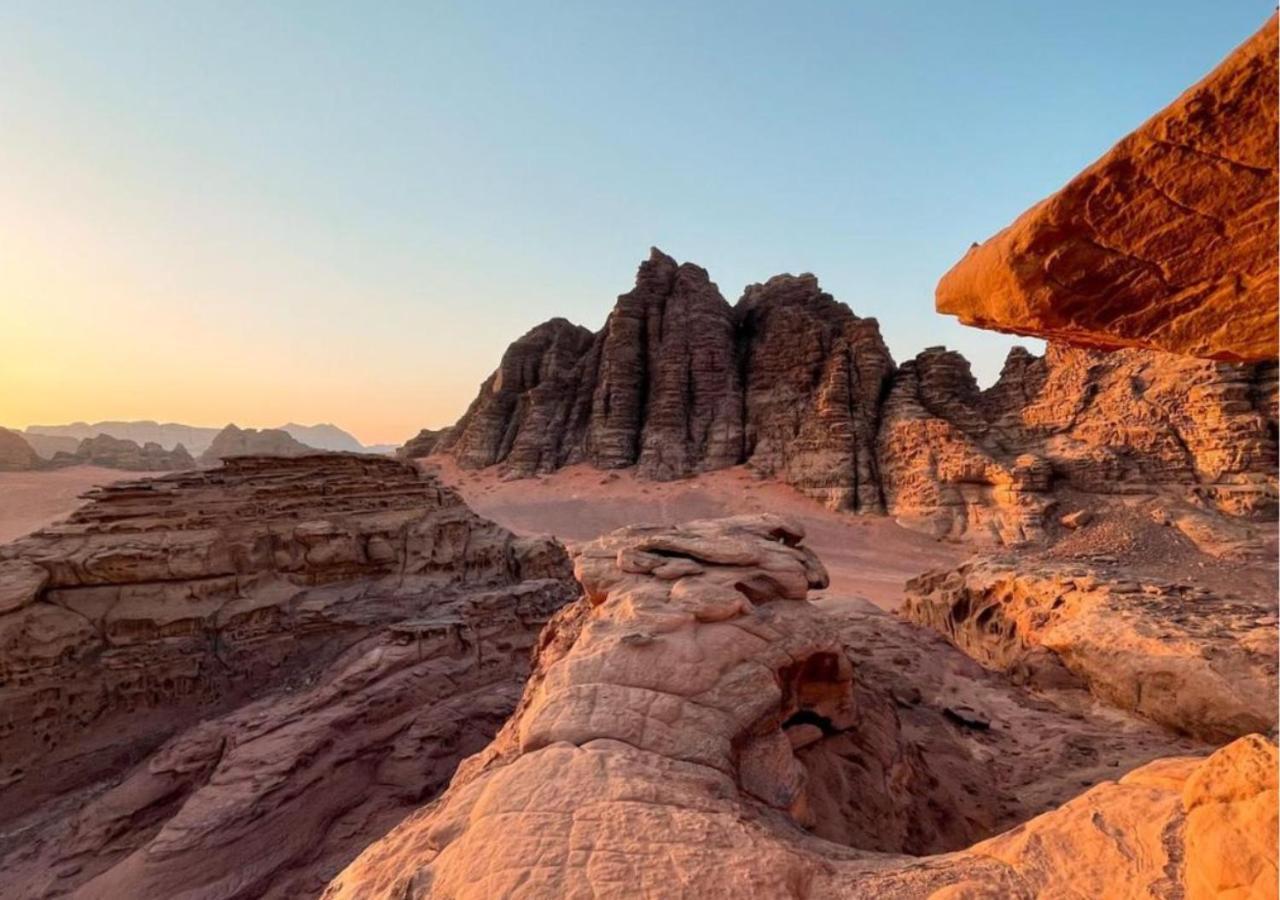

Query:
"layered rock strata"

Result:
[[936, 16, 1279, 362], [902, 558, 1278, 742], [0, 454, 578, 899], [322, 515, 1273, 899]]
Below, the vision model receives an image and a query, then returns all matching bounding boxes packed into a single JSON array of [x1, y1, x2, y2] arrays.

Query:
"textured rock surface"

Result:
[[319, 515, 1269, 900], [426, 251, 1276, 543], [435, 250, 895, 512], [878, 343, 1278, 544], [902, 557, 1278, 742], [398, 427, 451, 460], [0, 427, 41, 471], [51, 433, 196, 471], [199, 423, 316, 464], [0, 454, 578, 899], [936, 16, 1279, 362]]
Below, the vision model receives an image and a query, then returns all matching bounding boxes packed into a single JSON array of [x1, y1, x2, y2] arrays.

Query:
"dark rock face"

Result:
[[435, 249, 896, 512], [0, 453, 578, 899], [424, 250, 1276, 541], [51, 433, 196, 471], [397, 427, 451, 459]]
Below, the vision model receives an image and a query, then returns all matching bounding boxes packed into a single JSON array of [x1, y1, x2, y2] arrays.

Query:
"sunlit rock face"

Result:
[[320, 514, 1275, 899], [936, 16, 1278, 363], [0, 453, 579, 899]]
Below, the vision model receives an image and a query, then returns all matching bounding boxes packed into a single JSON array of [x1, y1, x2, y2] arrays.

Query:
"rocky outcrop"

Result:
[[0, 454, 578, 899], [0, 427, 41, 471], [199, 423, 316, 464], [877, 343, 1278, 543], [436, 250, 897, 512], [321, 515, 1270, 899], [936, 16, 1279, 362], [398, 427, 450, 459], [901, 557, 1278, 742], [50, 433, 196, 471], [425, 251, 1275, 542], [19, 432, 81, 460]]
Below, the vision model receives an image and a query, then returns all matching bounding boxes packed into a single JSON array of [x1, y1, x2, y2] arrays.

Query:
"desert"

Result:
[[0, 7, 1276, 900]]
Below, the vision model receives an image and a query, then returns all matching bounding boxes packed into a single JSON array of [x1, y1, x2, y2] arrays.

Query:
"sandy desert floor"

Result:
[[0, 466, 139, 543], [427, 457, 969, 610]]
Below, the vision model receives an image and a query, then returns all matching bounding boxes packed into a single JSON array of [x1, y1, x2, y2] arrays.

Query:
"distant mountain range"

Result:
[[21, 420, 394, 458]]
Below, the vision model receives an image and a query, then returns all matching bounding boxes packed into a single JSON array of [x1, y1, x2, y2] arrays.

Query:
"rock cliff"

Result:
[[935, 15, 1278, 362], [420, 250, 1276, 544], [0, 454, 578, 898]]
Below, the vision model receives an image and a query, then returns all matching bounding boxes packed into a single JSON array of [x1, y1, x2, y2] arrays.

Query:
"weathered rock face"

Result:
[[50, 433, 196, 471], [321, 515, 1270, 899], [878, 342, 1278, 543], [0, 454, 578, 899], [0, 427, 41, 471], [425, 251, 1275, 541], [199, 423, 316, 464], [397, 426, 451, 460], [436, 249, 897, 512], [902, 558, 1278, 742], [936, 15, 1279, 362]]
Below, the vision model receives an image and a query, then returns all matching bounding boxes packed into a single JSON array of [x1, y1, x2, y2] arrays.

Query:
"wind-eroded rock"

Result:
[[322, 515, 1265, 900], [432, 250, 894, 512], [0, 454, 578, 899], [0, 427, 41, 471], [936, 16, 1279, 362], [901, 557, 1278, 742], [420, 250, 1276, 545]]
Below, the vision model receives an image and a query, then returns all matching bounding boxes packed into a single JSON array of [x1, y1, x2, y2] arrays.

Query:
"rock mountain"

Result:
[[413, 248, 1277, 545]]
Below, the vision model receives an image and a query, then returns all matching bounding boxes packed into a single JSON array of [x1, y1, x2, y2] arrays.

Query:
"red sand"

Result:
[[428, 458, 968, 610], [0, 466, 138, 544]]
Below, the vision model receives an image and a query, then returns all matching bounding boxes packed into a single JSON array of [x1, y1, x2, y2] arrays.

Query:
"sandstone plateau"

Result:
[[323, 516, 1274, 899], [0, 454, 578, 898], [936, 15, 1278, 362], [410, 249, 1277, 547], [198, 424, 317, 465]]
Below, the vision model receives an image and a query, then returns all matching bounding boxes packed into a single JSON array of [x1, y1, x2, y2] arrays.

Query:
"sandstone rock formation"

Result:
[[50, 433, 196, 471], [0, 427, 41, 471], [901, 557, 1278, 742], [199, 423, 316, 464], [19, 432, 81, 460], [398, 426, 451, 460], [322, 516, 1271, 899], [936, 15, 1279, 362], [435, 250, 894, 512], [423, 250, 1276, 545], [0, 454, 578, 898], [877, 342, 1278, 544]]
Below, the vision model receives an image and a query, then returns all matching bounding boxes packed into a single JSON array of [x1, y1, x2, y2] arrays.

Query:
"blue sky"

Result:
[[0, 1, 1271, 443]]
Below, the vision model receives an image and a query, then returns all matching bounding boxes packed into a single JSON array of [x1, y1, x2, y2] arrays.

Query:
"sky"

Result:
[[0, 1, 1271, 445]]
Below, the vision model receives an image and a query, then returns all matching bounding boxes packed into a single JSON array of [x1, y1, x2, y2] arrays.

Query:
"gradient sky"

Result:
[[0, 2, 1271, 445]]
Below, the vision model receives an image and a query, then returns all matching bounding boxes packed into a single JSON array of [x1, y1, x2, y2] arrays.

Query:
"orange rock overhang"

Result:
[[936, 15, 1278, 362]]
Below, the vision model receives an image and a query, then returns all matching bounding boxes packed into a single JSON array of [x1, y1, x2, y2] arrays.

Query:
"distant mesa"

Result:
[[51, 434, 196, 472], [405, 248, 1278, 546], [936, 15, 1279, 362], [198, 423, 317, 465]]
